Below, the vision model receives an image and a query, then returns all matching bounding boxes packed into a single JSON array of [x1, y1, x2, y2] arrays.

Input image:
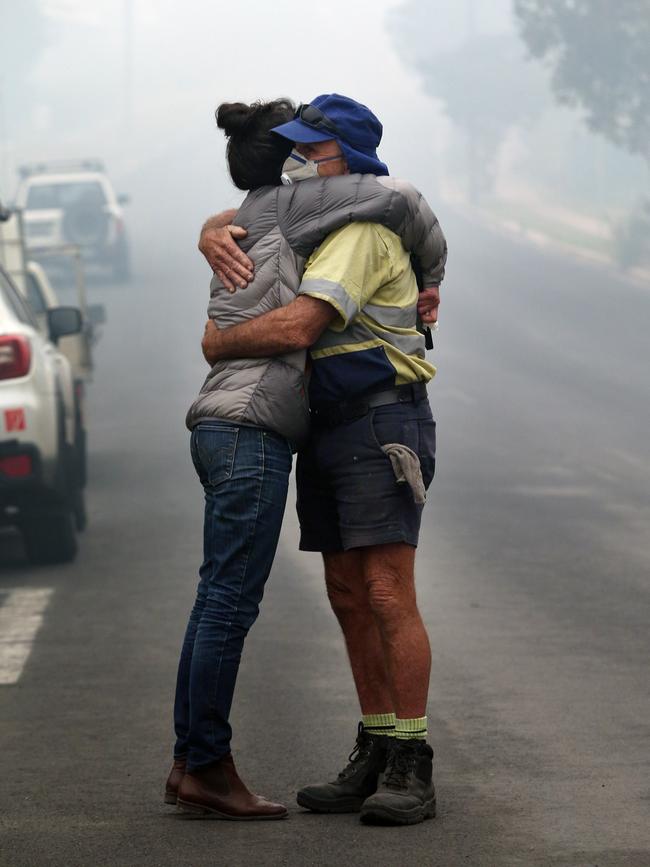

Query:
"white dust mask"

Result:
[[281, 150, 342, 183]]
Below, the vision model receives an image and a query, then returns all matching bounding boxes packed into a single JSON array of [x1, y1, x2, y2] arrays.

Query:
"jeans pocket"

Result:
[[194, 426, 239, 486]]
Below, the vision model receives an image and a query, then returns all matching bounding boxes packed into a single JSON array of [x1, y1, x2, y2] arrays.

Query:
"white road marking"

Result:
[[0, 588, 54, 685]]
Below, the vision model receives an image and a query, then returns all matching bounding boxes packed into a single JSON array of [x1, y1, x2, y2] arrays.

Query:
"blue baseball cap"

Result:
[[271, 93, 389, 176]]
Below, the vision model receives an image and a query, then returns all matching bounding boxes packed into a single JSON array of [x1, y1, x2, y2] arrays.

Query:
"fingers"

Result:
[[417, 286, 440, 324], [419, 286, 440, 305], [216, 268, 237, 293], [200, 225, 254, 288], [217, 247, 253, 289], [418, 299, 437, 321], [220, 254, 253, 288], [224, 227, 254, 280]]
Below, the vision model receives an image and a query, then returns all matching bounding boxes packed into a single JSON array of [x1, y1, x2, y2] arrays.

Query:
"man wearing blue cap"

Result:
[[277, 93, 391, 176], [200, 93, 444, 826]]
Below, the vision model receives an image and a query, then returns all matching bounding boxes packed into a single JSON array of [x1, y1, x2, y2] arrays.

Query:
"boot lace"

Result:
[[336, 722, 372, 782], [384, 741, 418, 790]]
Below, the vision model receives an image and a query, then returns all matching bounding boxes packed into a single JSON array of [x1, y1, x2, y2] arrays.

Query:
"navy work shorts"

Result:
[[296, 397, 436, 552]]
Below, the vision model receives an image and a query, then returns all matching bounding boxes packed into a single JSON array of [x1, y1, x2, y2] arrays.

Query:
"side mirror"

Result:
[[48, 306, 83, 343], [117, 194, 130, 206]]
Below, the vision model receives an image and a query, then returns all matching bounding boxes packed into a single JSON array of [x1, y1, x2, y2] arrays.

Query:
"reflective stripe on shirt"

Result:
[[298, 221, 435, 403]]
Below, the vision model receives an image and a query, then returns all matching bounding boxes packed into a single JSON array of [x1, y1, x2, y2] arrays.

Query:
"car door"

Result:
[[25, 263, 92, 383], [10, 272, 75, 445]]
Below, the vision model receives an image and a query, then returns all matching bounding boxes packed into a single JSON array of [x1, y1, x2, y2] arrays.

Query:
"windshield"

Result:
[[0, 268, 38, 327], [25, 273, 48, 315], [25, 180, 107, 210]]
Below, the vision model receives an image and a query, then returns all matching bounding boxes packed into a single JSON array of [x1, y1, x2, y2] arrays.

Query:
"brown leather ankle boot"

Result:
[[177, 754, 288, 820], [164, 757, 187, 805]]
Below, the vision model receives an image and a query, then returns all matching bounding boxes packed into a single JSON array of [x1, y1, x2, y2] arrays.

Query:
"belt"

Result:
[[310, 381, 427, 426]]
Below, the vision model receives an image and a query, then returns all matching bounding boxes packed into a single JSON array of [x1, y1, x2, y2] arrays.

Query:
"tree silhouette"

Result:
[[514, 0, 650, 162], [422, 33, 548, 200], [389, 3, 549, 202]]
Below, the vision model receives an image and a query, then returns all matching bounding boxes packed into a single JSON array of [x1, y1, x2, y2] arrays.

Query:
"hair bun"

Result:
[[216, 102, 258, 137]]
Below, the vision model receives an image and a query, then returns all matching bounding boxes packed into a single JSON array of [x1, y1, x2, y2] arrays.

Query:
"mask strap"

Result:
[[313, 155, 344, 165]]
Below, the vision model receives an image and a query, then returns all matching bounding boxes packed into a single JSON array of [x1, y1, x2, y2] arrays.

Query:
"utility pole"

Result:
[[467, 0, 476, 40], [466, 0, 478, 203], [0, 0, 9, 195], [0, 78, 8, 197], [123, 0, 134, 137]]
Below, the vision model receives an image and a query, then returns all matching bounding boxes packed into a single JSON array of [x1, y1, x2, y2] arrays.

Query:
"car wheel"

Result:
[[22, 397, 84, 563], [21, 510, 78, 565], [71, 485, 87, 533], [67, 413, 87, 533], [74, 390, 87, 489]]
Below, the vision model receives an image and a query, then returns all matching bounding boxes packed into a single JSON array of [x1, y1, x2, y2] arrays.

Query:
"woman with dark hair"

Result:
[[165, 98, 445, 819], [216, 99, 295, 189]]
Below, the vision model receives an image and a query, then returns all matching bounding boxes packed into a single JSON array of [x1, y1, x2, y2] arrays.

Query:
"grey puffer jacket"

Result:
[[186, 174, 447, 448]]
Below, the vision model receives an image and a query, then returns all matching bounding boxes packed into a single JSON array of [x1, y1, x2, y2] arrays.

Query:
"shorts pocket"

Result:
[[369, 405, 436, 491], [418, 418, 436, 489], [369, 404, 419, 454]]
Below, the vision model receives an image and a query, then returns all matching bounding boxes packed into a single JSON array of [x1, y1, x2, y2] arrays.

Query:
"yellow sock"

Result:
[[394, 716, 427, 740], [362, 712, 396, 737]]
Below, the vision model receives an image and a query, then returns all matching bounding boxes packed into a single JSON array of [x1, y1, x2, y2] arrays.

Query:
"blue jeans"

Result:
[[173, 422, 292, 770]]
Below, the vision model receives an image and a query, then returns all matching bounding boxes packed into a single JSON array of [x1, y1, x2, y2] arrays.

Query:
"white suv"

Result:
[[16, 160, 130, 282], [24, 260, 96, 491], [0, 262, 85, 563]]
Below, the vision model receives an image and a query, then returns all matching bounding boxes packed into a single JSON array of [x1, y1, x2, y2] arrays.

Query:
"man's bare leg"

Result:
[[323, 550, 393, 714], [356, 542, 436, 826], [296, 550, 395, 814], [359, 542, 431, 718]]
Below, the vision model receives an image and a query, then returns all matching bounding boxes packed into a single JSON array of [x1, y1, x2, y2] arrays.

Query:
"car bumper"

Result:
[[0, 441, 61, 518]]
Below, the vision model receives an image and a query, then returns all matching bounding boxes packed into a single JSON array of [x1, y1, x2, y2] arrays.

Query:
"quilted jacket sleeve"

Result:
[[376, 177, 447, 287], [279, 174, 447, 287]]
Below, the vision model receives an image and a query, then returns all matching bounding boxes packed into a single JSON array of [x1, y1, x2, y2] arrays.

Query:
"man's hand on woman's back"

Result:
[[197, 212, 441, 321], [198, 210, 254, 291]]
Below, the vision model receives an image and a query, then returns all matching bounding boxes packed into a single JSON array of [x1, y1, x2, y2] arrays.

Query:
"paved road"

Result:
[[1, 213, 649, 867]]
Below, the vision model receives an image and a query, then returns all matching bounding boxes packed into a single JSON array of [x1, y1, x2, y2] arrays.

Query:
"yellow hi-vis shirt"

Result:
[[298, 221, 435, 404]]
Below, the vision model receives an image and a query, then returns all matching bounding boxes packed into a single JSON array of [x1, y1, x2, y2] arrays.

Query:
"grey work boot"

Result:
[[360, 738, 436, 825], [296, 723, 390, 813]]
